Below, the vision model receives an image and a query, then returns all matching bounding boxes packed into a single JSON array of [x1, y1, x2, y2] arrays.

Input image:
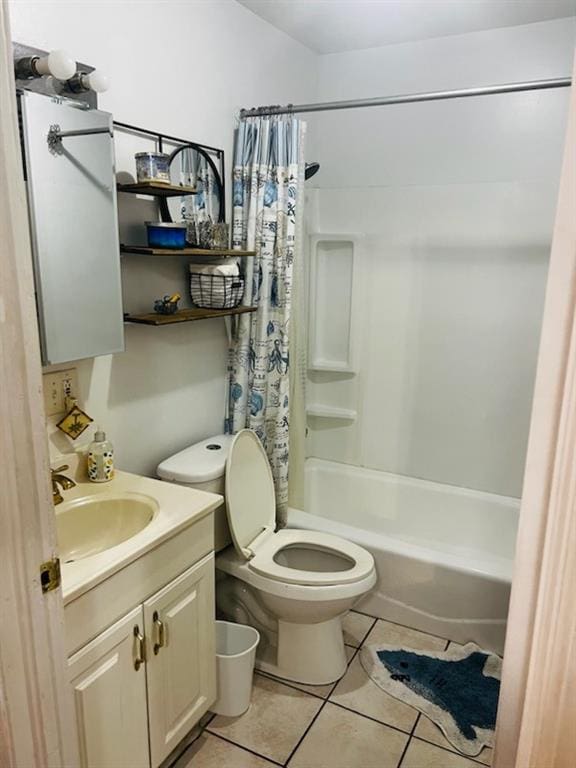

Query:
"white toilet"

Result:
[[158, 429, 376, 685]]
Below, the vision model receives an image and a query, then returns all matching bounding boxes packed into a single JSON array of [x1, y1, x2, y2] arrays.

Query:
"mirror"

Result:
[[160, 144, 224, 226], [18, 90, 124, 365]]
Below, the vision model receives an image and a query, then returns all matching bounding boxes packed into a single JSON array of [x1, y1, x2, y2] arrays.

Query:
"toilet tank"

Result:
[[157, 435, 233, 552]]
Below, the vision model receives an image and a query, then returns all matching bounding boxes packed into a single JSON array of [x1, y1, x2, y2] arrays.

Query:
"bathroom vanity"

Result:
[[58, 465, 222, 768]]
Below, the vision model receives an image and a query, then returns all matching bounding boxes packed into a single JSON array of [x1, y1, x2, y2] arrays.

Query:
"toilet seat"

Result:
[[225, 430, 375, 588], [249, 529, 375, 586]]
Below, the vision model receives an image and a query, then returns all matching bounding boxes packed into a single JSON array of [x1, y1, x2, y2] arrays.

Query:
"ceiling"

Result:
[[237, 0, 576, 54]]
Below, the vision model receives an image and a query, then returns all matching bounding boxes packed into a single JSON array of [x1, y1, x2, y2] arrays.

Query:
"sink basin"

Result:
[[57, 492, 158, 563]]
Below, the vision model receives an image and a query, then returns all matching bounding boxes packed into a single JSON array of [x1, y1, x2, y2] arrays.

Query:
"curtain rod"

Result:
[[240, 77, 572, 118]]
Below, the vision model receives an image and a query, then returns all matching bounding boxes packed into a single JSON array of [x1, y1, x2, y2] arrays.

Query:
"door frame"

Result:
[[493, 55, 576, 768], [0, 5, 78, 766]]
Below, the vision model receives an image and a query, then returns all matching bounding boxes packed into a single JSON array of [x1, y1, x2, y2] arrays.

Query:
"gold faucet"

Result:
[[51, 465, 76, 505]]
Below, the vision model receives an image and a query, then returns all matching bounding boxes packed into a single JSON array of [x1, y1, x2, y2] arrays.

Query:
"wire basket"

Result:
[[190, 272, 245, 309]]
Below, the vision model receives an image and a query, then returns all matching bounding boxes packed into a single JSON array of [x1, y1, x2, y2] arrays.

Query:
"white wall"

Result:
[[306, 18, 576, 497], [9, 0, 317, 475], [9, 3, 575, 495]]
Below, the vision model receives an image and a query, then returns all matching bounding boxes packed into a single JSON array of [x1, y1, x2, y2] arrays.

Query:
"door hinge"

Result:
[[40, 557, 61, 594]]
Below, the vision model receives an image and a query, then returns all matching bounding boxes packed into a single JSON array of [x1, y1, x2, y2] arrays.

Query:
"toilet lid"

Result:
[[225, 429, 276, 558]]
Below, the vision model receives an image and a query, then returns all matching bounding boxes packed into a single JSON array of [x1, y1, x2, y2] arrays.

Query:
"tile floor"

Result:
[[173, 611, 494, 768]]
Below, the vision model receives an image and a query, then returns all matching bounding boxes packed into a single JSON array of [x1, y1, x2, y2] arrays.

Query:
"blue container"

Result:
[[146, 222, 187, 250]]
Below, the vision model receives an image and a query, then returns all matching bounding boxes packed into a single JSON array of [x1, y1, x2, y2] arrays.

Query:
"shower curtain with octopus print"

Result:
[[227, 116, 306, 527]]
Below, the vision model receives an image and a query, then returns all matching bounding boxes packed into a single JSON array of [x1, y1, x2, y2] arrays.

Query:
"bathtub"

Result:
[[288, 458, 519, 654]]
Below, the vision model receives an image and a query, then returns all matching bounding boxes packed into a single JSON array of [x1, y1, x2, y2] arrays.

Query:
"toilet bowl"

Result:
[[158, 429, 376, 685]]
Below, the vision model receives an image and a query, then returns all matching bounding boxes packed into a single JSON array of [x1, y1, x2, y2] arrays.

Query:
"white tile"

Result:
[[402, 738, 485, 768], [414, 716, 493, 765], [289, 702, 408, 768], [330, 655, 418, 732], [208, 675, 322, 764], [177, 732, 275, 767], [342, 611, 376, 647]]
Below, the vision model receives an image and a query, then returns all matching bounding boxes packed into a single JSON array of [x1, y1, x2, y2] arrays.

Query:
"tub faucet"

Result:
[[51, 465, 76, 505]]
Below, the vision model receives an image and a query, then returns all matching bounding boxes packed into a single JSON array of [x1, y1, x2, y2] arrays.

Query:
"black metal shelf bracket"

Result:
[[113, 120, 226, 221]]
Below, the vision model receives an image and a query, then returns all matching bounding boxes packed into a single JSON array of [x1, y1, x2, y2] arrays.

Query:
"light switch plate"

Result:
[[43, 368, 78, 417]]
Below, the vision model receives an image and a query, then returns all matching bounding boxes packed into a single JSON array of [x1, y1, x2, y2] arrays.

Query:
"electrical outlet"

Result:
[[43, 368, 79, 417]]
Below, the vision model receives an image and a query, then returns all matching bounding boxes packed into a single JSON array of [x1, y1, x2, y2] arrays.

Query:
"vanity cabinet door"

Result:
[[144, 553, 216, 767], [68, 605, 150, 768]]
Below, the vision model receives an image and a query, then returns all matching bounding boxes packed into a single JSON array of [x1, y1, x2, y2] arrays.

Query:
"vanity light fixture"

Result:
[[14, 48, 76, 81], [66, 70, 110, 94]]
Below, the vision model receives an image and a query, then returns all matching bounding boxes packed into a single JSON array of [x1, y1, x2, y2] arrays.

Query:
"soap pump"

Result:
[[87, 427, 114, 483]]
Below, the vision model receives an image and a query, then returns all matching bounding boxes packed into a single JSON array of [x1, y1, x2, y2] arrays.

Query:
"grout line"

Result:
[[205, 731, 284, 766], [254, 669, 331, 701], [349, 608, 379, 619], [396, 713, 421, 768], [167, 712, 216, 767], [327, 699, 416, 738], [410, 734, 492, 767], [348, 615, 377, 649], [279, 628, 371, 766], [283, 696, 331, 767], [351, 609, 452, 646]]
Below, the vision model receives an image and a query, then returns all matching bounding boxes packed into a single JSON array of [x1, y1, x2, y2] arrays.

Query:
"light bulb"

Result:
[[35, 49, 76, 80], [84, 70, 109, 93]]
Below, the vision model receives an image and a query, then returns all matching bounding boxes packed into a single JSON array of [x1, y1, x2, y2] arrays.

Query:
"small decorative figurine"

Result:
[[154, 293, 181, 315]]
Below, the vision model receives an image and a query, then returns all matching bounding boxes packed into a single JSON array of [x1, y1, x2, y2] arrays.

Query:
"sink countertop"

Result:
[[55, 461, 222, 604]]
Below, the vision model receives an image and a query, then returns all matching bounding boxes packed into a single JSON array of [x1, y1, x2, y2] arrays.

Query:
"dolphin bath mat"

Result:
[[360, 642, 501, 756]]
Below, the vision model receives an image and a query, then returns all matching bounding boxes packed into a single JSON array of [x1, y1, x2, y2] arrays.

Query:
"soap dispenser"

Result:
[[87, 428, 114, 483]]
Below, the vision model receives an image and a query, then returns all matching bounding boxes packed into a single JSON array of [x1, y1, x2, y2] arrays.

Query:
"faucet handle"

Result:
[[51, 464, 70, 475]]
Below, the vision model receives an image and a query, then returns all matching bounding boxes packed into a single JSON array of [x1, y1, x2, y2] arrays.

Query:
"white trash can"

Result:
[[212, 620, 260, 717]]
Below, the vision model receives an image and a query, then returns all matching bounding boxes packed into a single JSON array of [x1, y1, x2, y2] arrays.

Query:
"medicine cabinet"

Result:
[[18, 90, 124, 364]]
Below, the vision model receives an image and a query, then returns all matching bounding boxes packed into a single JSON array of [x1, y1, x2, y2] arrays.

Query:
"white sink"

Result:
[[57, 492, 158, 563]]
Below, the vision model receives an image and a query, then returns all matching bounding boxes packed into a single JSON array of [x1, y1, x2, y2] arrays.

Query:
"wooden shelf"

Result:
[[124, 306, 257, 326], [117, 181, 197, 197], [120, 244, 256, 258]]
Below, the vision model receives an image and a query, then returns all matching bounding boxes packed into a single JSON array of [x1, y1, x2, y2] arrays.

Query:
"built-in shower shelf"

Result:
[[306, 405, 357, 421], [308, 363, 357, 374]]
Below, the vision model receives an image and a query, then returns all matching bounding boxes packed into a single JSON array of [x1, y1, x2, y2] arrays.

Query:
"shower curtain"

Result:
[[227, 115, 306, 526], [176, 152, 219, 225]]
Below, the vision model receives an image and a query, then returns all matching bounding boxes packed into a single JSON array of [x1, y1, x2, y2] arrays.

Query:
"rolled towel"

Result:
[[189, 260, 239, 277]]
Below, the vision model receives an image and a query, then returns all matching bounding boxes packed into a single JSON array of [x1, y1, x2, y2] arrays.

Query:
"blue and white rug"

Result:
[[360, 642, 501, 757]]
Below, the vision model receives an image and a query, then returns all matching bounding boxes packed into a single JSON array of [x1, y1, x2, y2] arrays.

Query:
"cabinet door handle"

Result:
[[133, 625, 146, 671], [153, 611, 165, 655]]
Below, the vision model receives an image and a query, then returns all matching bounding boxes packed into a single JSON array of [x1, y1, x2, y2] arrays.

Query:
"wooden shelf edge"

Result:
[[117, 182, 197, 197], [120, 244, 256, 258], [124, 305, 257, 326]]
